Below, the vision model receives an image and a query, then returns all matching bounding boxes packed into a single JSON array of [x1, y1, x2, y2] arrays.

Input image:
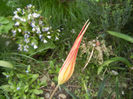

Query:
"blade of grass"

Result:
[[61, 85, 79, 99], [83, 82, 92, 99], [108, 31, 133, 43], [97, 75, 108, 99], [98, 57, 132, 74], [107, 91, 113, 99], [10, 53, 38, 62], [115, 77, 120, 99], [0, 60, 13, 68]]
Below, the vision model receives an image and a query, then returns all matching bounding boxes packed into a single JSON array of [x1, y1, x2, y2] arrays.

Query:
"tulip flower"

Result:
[[58, 20, 90, 85], [50, 20, 90, 99]]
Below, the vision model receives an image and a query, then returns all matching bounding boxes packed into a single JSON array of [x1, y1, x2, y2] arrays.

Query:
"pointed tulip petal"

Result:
[[58, 20, 90, 85]]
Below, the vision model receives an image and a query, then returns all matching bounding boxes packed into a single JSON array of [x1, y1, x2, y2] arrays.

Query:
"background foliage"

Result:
[[0, 0, 133, 98]]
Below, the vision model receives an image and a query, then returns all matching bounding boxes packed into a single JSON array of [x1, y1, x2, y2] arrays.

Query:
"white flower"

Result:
[[36, 27, 41, 34], [31, 22, 36, 27], [17, 8, 21, 12], [27, 31, 30, 34], [25, 45, 29, 48], [36, 27, 40, 31], [39, 34, 43, 39], [12, 30, 16, 36], [24, 39, 29, 43], [32, 28, 36, 32], [13, 11, 17, 15], [6, 75, 9, 78], [24, 45, 29, 52], [43, 39, 47, 43], [24, 34, 30, 38], [32, 13, 40, 18], [18, 29, 21, 32], [18, 44, 22, 51], [15, 22, 20, 26], [24, 48, 28, 52], [37, 31, 41, 34], [34, 45, 38, 49], [12, 14, 20, 20], [31, 42, 35, 46], [47, 36, 51, 39], [47, 32, 50, 34], [12, 30, 16, 34], [42, 27, 50, 32], [55, 37, 59, 40], [28, 14, 32, 20], [27, 4, 32, 8], [20, 18, 26, 22]]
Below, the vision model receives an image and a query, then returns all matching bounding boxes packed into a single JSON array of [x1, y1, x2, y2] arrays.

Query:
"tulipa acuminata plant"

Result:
[[50, 20, 90, 99]]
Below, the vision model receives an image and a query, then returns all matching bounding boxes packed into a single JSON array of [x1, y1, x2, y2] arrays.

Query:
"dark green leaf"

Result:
[[108, 31, 133, 43], [98, 57, 132, 74]]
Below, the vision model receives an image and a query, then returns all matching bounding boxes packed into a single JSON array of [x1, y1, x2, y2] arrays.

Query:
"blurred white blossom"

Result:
[[27, 4, 32, 8], [32, 13, 40, 18], [15, 22, 20, 26], [42, 27, 50, 32], [17, 8, 21, 12], [18, 29, 21, 32], [47, 36, 51, 39], [34, 45, 38, 49], [43, 39, 47, 43]]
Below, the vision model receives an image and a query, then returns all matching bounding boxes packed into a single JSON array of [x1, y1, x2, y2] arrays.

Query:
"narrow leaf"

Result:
[[108, 31, 133, 43], [62, 85, 79, 99], [97, 76, 108, 99], [0, 60, 13, 68], [98, 57, 132, 74]]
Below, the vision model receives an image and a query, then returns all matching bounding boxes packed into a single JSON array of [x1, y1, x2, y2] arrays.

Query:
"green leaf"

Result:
[[0, 17, 13, 34], [0, 60, 13, 68], [115, 77, 120, 99], [33, 89, 43, 95], [30, 74, 39, 84], [62, 85, 79, 99], [0, 17, 9, 24], [0, 85, 10, 92], [108, 31, 133, 43], [98, 57, 132, 74], [0, 24, 12, 34], [97, 76, 108, 99]]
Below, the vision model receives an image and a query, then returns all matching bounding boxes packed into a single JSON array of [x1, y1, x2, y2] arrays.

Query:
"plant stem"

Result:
[[82, 46, 95, 72], [50, 84, 59, 99]]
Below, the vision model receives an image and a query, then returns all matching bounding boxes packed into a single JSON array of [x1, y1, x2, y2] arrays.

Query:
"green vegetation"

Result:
[[0, 0, 133, 99]]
